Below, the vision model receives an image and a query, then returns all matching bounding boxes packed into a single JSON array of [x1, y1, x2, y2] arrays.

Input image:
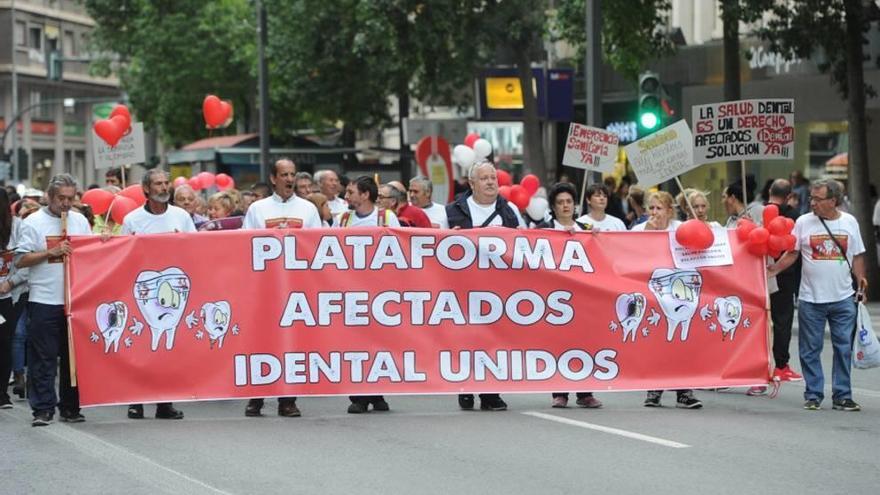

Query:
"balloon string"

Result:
[[104, 196, 117, 227]]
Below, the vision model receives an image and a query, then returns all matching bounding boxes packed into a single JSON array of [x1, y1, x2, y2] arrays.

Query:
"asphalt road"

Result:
[[2, 332, 879, 495]]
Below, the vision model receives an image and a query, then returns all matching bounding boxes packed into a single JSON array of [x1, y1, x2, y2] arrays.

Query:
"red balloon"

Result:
[[93, 118, 124, 147], [767, 216, 788, 236], [120, 184, 147, 206], [220, 177, 235, 191], [497, 169, 513, 187], [509, 185, 530, 210], [173, 176, 188, 188], [109, 105, 132, 133], [748, 241, 769, 256], [769, 247, 784, 259], [215, 173, 232, 188], [203, 95, 232, 129], [676, 219, 715, 250], [188, 176, 203, 191], [748, 227, 770, 246], [735, 218, 757, 242], [768, 234, 787, 252], [783, 217, 795, 233], [198, 171, 216, 188], [520, 174, 540, 196], [762, 203, 779, 226], [464, 132, 481, 148], [782, 234, 796, 251], [110, 196, 138, 224], [81, 188, 115, 216], [498, 185, 512, 199]]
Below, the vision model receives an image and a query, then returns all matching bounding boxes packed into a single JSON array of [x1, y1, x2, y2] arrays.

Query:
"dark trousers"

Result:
[[552, 392, 593, 399], [770, 275, 797, 368], [459, 393, 501, 402], [0, 297, 18, 401], [349, 395, 384, 404], [27, 302, 78, 415]]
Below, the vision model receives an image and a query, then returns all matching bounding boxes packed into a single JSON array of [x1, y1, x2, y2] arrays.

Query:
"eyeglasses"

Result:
[[809, 196, 831, 202], [377, 195, 393, 200]]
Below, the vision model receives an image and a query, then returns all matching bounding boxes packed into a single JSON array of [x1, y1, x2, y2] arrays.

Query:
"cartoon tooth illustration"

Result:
[[615, 293, 646, 342], [648, 268, 703, 342], [714, 296, 743, 341], [133, 268, 191, 351], [95, 301, 128, 353], [200, 301, 231, 349]]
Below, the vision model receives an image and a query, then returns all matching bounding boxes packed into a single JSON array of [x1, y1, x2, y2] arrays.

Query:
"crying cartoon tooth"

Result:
[[714, 296, 743, 341], [615, 293, 646, 342], [200, 301, 231, 349], [648, 268, 702, 342], [95, 301, 128, 353]]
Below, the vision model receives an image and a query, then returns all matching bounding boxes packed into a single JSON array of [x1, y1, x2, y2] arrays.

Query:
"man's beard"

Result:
[[150, 192, 170, 203]]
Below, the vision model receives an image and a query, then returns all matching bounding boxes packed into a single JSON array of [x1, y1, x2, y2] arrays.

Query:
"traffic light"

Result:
[[47, 50, 63, 81], [638, 71, 662, 134]]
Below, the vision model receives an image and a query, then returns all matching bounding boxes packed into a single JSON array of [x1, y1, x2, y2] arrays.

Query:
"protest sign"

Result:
[[562, 123, 620, 172], [69, 228, 769, 406], [92, 122, 146, 169], [624, 120, 695, 188], [692, 99, 795, 164]]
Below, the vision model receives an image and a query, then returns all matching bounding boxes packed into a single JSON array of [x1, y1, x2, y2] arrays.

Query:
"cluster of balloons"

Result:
[[81, 184, 145, 224], [93, 104, 132, 148], [736, 204, 796, 257], [675, 219, 715, 250], [203, 95, 234, 129], [498, 173, 541, 210], [452, 132, 493, 169], [173, 171, 235, 192]]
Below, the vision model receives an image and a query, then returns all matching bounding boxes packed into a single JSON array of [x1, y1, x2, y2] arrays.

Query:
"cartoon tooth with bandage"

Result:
[[95, 301, 128, 353], [615, 293, 646, 342], [713, 296, 743, 341], [133, 268, 191, 351], [200, 301, 231, 349], [648, 268, 702, 342]]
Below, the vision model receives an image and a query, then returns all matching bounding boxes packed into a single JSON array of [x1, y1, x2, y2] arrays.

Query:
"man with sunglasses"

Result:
[[769, 179, 867, 412]]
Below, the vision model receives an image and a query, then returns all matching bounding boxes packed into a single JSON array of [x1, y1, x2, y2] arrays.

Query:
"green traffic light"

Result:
[[640, 112, 659, 130]]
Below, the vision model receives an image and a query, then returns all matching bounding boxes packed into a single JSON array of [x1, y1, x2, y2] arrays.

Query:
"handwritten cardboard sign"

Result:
[[692, 99, 794, 164], [624, 120, 695, 188], [562, 123, 619, 172], [93, 122, 146, 169]]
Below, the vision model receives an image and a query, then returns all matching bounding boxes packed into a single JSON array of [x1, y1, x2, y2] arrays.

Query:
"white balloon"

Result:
[[526, 196, 549, 221], [453, 144, 476, 168], [473, 138, 493, 159]]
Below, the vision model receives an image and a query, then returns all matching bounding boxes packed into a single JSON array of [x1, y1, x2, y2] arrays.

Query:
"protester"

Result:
[[790, 170, 810, 215], [174, 185, 208, 224], [408, 176, 449, 229], [120, 169, 195, 420], [446, 162, 524, 412], [105, 167, 123, 188], [243, 159, 322, 418], [575, 183, 627, 231], [92, 186, 123, 235], [676, 189, 721, 227], [294, 172, 313, 198], [15, 174, 92, 426], [306, 192, 333, 227], [315, 170, 348, 217], [208, 191, 235, 220], [378, 182, 431, 228], [722, 180, 763, 227], [252, 182, 272, 201], [769, 179, 866, 411], [240, 190, 257, 214], [0, 190, 26, 409], [626, 186, 648, 228]]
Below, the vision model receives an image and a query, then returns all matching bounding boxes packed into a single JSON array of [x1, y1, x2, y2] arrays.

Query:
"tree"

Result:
[[748, 0, 880, 298], [85, 0, 257, 145]]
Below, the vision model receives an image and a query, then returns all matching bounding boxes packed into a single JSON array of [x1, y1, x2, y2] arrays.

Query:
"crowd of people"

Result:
[[0, 160, 868, 427]]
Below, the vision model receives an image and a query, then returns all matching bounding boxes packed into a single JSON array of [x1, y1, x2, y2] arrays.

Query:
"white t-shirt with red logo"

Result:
[[121, 205, 196, 235], [243, 193, 322, 230], [793, 212, 865, 303]]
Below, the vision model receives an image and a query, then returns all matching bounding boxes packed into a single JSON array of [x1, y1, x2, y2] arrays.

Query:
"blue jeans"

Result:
[[798, 298, 856, 403], [12, 296, 28, 373], [27, 302, 78, 415]]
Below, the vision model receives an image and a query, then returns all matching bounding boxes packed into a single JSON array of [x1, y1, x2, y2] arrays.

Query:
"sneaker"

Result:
[[458, 394, 475, 410], [347, 401, 367, 414], [480, 396, 508, 411], [60, 410, 85, 423], [371, 398, 390, 412], [675, 392, 703, 409], [803, 399, 821, 410], [746, 386, 767, 396], [155, 404, 184, 420], [127, 404, 144, 419], [644, 391, 662, 407], [32, 411, 53, 427], [277, 401, 301, 418], [575, 395, 603, 408], [245, 399, 264, 417], [782, 366, 803, 382], [551, 396, 568, 408], [832, 399, 861, 411], [0, 396, 12, 409]]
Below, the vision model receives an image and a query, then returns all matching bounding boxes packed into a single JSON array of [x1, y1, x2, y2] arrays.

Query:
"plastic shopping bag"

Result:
[[853, 302, 880, 369]]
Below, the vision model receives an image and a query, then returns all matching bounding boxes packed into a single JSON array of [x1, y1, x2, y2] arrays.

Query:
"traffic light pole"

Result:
[[585, 0, 602, 187]]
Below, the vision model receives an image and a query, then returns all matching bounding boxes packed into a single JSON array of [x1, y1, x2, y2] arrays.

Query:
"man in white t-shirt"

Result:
[[408, 176, 449, 228], [770, 179, 867, 412], [122, 169, 195, 421], [315, 170, 348, 218], [244, 159, 321, 419], [16, 174, 92, 427], [575, 183, 627, 231]]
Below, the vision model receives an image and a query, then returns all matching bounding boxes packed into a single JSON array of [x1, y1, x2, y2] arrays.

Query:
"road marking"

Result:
[[0, 408, 234, 495], [522, 411, 691, 449]]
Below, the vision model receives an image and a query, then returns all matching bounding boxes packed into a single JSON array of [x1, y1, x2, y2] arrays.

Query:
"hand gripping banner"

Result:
[[68, 228, 770, 406]]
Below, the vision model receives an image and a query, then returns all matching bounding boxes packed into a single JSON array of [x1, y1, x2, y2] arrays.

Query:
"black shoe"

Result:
[[675, 392, 703, 409], [480, 397, 508, 411], [12, 372, 25, 399], [60, 410, 85, 423], [644, 391, 662, 407], [803, 399, 821, 410], [32, 411, 53, 427], [127, 404, 144, 419], [347, 401, 368, 414], [0, 395, 12, 409], [245, 399, 264, 417], [458, 394, 474, 410], [832, 399, 861, 411], [155, 405, 184, 420], [277, 401, 301, 417], [371, 398, 390, 412]]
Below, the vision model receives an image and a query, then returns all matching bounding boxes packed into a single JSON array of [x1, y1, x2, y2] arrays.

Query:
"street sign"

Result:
[[92, 122, 146, 169], [402, 119, 467, 145]]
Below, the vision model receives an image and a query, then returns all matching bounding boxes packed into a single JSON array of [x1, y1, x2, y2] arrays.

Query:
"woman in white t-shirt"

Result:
[[632, 191, 702, 409], [676, 188, 722, 228]]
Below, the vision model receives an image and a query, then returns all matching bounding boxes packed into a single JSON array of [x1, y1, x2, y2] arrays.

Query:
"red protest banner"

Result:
[[68, 228, 770, 407]]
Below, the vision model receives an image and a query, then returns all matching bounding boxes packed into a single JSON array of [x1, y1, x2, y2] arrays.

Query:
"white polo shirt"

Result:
[[420, 203, 449, 229], [122, 205, 196, 234], [243, 193, 322, 230]]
